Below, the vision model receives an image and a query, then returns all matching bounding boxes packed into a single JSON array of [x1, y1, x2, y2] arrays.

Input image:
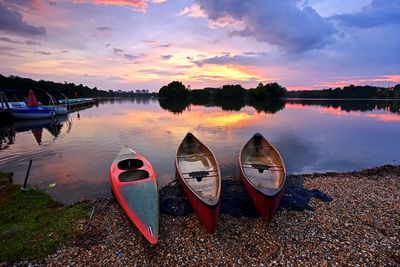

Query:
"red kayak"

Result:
[[110, 147, 159, 244], [239, 133, 286, 222], [175, 133, 221, 233]]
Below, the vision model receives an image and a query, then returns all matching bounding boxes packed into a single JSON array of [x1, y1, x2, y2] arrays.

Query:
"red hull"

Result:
[[110, 149, 159, 244], [240, 170, 285, 222], [176, 170, 220, 233]]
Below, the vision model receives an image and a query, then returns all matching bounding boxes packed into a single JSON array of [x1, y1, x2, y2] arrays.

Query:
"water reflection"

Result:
[[0, 98, 399, 204], [98, 97, 158, 105], [158, 97, 285, 114], [0, 115, 71, 148], [286, 99, 400, 113]]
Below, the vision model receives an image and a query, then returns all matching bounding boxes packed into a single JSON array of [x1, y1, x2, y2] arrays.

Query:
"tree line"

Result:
[[158, 81, 287, 114], [159, 81, 287, 100], [286, 84, 400, 99], [0, 74, 155, 102]]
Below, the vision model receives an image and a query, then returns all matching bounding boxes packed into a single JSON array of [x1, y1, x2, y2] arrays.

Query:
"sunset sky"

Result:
[[0, 0, 399, 91]]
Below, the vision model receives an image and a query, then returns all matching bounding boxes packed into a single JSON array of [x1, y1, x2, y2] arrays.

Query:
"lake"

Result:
[[1, 98, 399, 203]]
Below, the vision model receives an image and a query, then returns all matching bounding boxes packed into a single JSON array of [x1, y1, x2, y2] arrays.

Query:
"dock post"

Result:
[[21, 159, 33, 191]]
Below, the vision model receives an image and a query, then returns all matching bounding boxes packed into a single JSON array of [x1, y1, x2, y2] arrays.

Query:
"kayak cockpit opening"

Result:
[[118, 159, 144, 170], [119, 170, 149, 182]]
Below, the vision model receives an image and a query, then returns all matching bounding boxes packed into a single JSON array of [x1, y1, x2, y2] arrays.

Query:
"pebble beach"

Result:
[[27, 166, 400, 265]]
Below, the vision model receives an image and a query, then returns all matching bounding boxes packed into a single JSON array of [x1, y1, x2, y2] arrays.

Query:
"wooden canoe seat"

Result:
[[182, 170, 218, 182], [242, 163, 284, 172]]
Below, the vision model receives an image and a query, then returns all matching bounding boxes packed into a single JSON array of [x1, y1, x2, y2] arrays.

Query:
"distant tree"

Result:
[[159, 81, 189, 98], [248, 82, 287, 99], [0, 74, 132, 98], [219, 84, 245, 98]]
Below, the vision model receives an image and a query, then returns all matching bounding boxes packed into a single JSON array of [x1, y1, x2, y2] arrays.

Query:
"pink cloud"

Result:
[[179, 4, 206, 18], [318, 75, 400, 89], [72, 0, 164, 12]]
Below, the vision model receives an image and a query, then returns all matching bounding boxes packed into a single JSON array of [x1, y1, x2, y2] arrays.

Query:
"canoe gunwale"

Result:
[[238, 133, 287, 198], [175, 133, 221, 207]]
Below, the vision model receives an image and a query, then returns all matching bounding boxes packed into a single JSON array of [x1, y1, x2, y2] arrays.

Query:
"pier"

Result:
[[58, 98, 97, 112]]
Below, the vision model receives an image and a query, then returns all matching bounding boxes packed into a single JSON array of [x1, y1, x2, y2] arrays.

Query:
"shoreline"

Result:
[[1, 165, 399, 265]]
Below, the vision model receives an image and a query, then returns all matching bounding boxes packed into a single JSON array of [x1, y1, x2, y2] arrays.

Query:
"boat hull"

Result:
[[239, 169, 285, 221], [50, 106, 68, 115], [110, 148, 159, 244], [239, 133, 286, 222], [11, 107, 55, 119], [176, 169, 220, 233]]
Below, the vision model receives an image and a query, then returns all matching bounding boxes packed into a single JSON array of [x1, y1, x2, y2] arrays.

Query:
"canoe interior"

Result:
[[177, 133, 220, 206], [119, 170, 149, 182], [240, 134, 285, 196], [118, 159, 144, 170]]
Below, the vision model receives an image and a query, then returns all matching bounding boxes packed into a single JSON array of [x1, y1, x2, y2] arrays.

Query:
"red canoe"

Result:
[[239, 133, 286, 222], [110, 147, 159, 244], [175, 133, 221, 233]]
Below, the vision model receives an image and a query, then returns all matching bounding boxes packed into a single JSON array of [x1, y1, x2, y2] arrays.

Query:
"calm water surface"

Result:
[[1, 98, 399, 203]]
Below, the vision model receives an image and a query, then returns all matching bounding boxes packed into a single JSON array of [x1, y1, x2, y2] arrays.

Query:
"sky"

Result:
[[0, 0, 399, 92]]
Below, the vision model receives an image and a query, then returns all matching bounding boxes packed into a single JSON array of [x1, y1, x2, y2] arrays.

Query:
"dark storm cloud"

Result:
[[0, 3, 46, 35], [194, 0, 335, 53], [330, 0, 400, 28]]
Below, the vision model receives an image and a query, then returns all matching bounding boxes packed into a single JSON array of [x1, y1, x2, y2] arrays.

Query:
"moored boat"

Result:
[[9, 89, 67, 119], [239, 133, 286, 222], [10, 104, 56, 119], [109, 147, 159, 244], [175, 132, 221, 233]]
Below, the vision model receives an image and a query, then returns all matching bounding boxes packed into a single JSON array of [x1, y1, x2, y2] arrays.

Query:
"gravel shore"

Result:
[[40, 165, 399, 266]]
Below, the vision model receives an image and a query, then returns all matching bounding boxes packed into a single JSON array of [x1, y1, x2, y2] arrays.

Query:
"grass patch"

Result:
[[0, 172, 90, 263]]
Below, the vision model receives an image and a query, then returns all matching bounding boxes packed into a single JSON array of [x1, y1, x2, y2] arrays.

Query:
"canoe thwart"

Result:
[[185, 174, 219, 181], [190, 170, 209, 179], [242, 163, 284, 171], [181, 170, 218, 175]]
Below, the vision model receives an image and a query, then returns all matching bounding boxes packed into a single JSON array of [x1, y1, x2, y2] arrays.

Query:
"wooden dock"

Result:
[[58, 98, 97, 112]]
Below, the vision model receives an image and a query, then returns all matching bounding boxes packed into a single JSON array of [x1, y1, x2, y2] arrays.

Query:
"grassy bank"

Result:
[[0, 172, 90, 264]]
